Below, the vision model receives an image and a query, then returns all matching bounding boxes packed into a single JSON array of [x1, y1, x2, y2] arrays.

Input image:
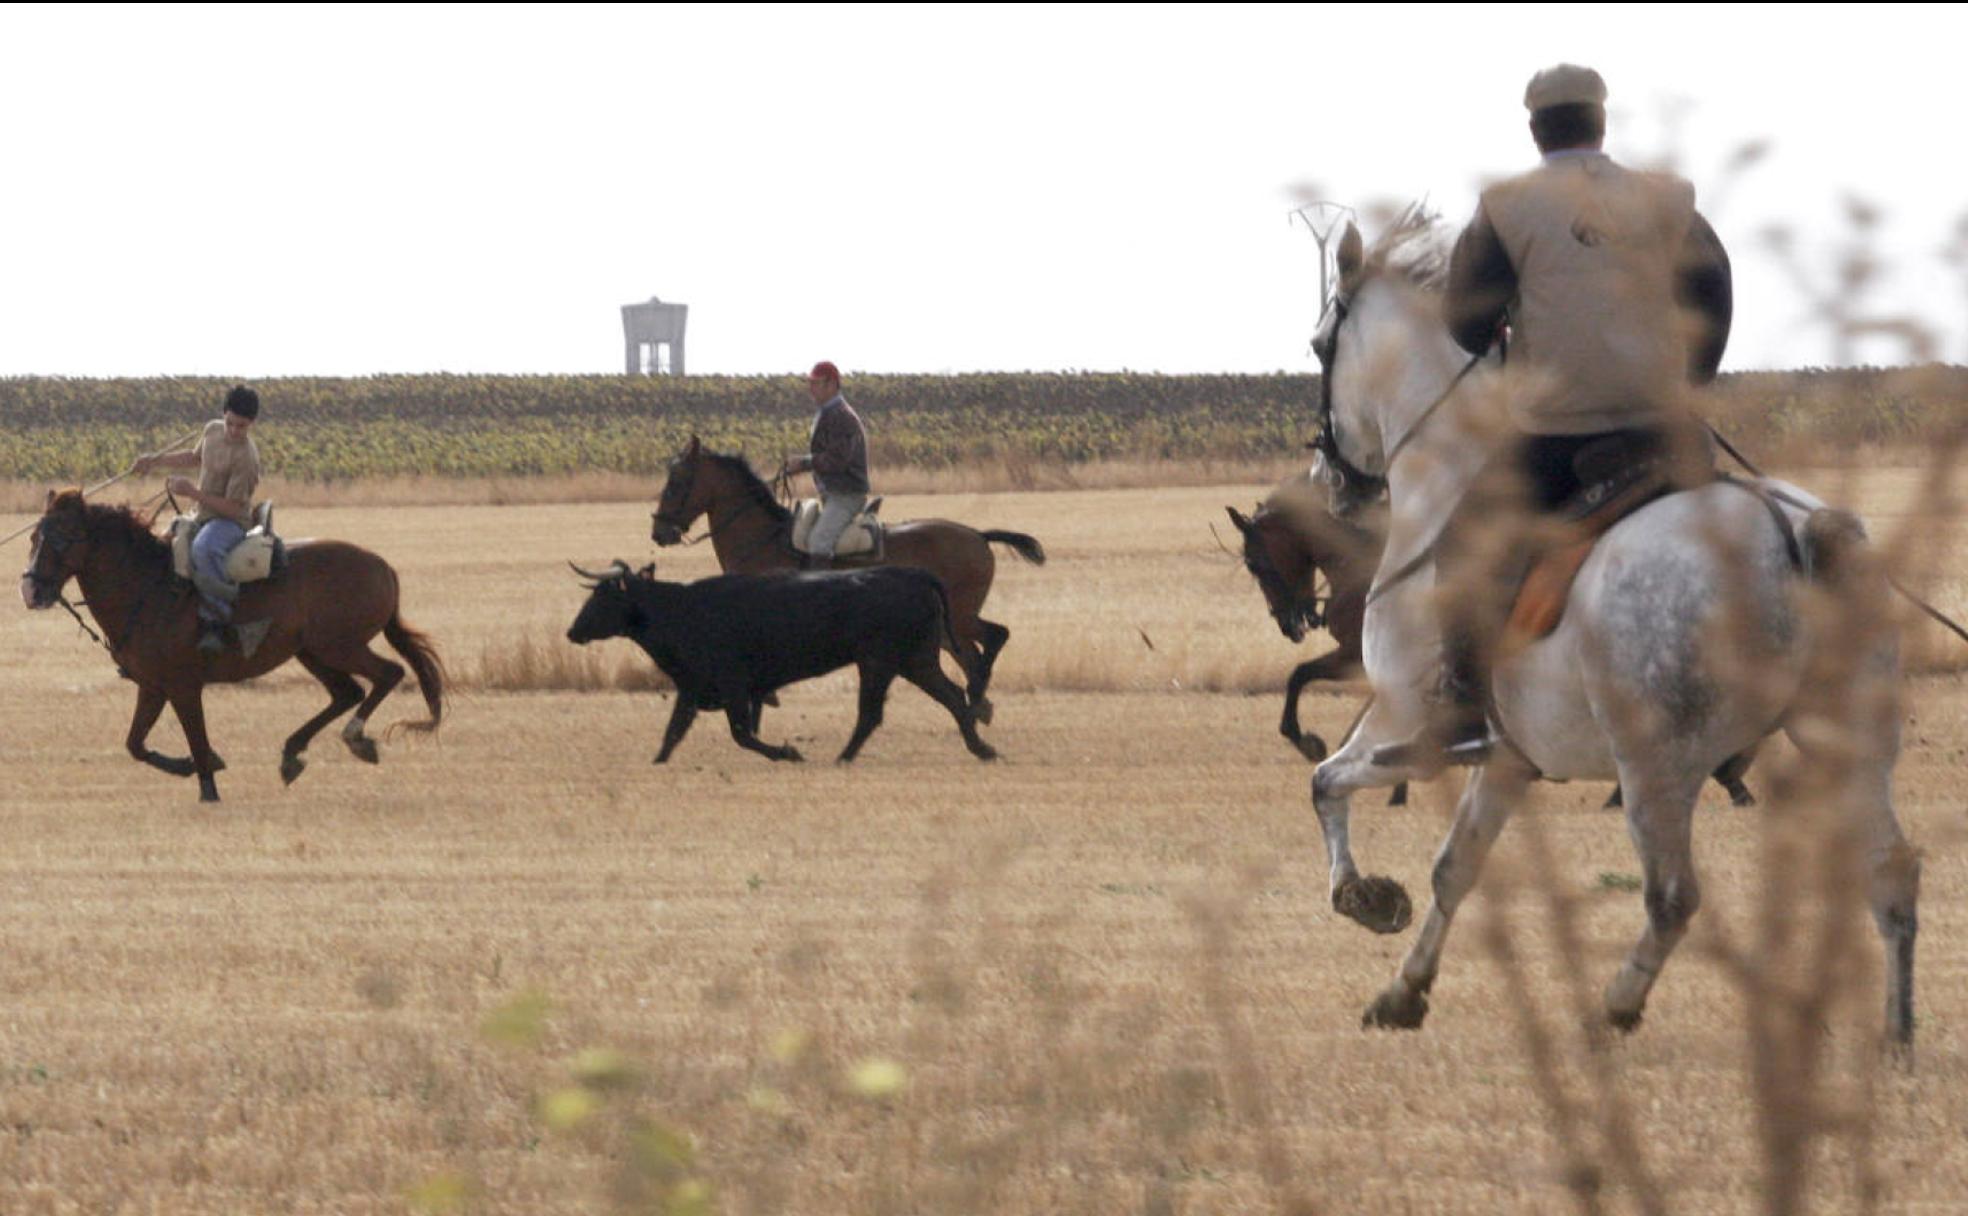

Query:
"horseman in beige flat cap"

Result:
[[1389, 63, 1735, 770]]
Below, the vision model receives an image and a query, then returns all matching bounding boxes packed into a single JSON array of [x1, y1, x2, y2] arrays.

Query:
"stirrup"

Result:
[[1371, 726, 1494, 772]]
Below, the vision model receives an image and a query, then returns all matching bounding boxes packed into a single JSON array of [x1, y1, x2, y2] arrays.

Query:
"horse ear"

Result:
[[44, 488, 56, 511], [1337, 221, 1366, 290], [686, 434, 701, 456], [1225, 506, 1252, 534]]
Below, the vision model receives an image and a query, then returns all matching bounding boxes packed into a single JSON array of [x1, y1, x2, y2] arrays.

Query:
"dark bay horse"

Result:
[[650, 437, 1044, 722], [1226, 466, 1385, 762], [20, 490, 444, 802]]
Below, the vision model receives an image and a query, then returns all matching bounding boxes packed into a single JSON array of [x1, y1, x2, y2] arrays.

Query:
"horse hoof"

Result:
[[1362, 986, 1429, 1030], [280, 754, 306, 786], [780, 746, 805, 763], [1334, 875, 1413, 935], [972, 698, 994, 726], [1607, 1007, 1644, 1034], [1293, 733, 1329, 763], [198, 776, 220, 804], [347, 736, 380, 765], [973, 743, 999, 762], [1388, 782, 1410, 808]]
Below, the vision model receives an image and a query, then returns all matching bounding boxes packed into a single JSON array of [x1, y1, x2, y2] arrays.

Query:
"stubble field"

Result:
[[2, 476, 1967, 1215]]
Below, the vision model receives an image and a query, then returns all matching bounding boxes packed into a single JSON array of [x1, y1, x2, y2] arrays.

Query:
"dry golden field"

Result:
[[3, 475, 1968, 1215]]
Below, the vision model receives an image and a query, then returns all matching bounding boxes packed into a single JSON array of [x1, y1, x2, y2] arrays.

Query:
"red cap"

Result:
[[807, 360, 841, 383]]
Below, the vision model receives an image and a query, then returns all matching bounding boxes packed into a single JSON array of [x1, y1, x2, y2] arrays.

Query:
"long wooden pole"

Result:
[[0, 426, 203, 547]]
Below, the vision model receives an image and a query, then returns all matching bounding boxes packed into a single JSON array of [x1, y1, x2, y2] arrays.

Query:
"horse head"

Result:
[[651, 435, 705, 545], [1313, 211, 1476, 517], [1228, 503, 1322, 643], [20, 489, 88, 610]]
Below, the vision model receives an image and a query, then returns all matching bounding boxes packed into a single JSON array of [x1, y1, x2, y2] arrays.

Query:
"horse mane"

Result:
[[1364, 203, 1450, 294], [80, 499, 175, 577], [704, 451, 792, 523]]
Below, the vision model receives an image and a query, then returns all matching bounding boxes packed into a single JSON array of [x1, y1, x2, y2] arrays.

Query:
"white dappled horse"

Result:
[[1306, 216, 1919, 1044]]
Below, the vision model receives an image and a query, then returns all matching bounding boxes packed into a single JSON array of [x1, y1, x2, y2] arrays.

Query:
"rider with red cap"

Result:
[[783, 361, 870, 570]]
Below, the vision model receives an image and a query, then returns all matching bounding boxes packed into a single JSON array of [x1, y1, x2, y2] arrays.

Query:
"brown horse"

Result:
[[19, 490, 444, 802], [650, 437, 1044, 722], [1227, 468, 1386, 763]]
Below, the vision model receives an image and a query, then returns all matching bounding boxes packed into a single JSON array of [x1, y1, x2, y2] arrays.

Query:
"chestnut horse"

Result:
[[20, 490, 443, 802], [650, 437, 1044, 722], [1226, 465, 1385, 762]]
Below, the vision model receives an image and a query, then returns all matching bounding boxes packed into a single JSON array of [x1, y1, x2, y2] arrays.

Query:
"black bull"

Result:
[[566, 562, 997, 764]]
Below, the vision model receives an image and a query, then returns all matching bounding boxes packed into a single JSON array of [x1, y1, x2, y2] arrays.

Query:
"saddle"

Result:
[[790, 497, 884, 560], [169, 501, 289, 586], [1500, 449, 1678, 652]]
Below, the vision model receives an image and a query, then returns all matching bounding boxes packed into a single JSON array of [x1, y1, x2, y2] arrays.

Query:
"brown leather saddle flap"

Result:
[[1503, 470, 1672, 649]]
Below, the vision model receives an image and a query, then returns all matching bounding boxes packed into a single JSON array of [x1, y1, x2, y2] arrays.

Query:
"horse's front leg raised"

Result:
[[167, 687, 224, 803], [127, 684, 198, 778], [1280, 648, 1358, 762], [1364, 755, 1533, 1030], [1310, 701, 1422, 935]]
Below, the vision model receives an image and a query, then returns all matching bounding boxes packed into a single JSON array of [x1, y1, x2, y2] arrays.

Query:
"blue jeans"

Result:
[[809, 493, 866, 559], [191, 518, 245, 622]]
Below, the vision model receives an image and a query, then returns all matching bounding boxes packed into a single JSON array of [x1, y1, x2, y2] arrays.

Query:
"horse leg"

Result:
[[1603, 768, 1705, 1032], [127, 684, 196, 778], [902, 643, 997, 762], [654, 697, 699, 763], [1311, 700, 1423, 935], [281, 653, 365, 785], [972, 618, 1011, 719], [1365, 756, 1534, 1029], [167, 687, 224, 803], [1786, 719, 1918, 1047], [836, 662, 896, 763], [316, 645, 404, 765], [1280, 649, 1354, 762]]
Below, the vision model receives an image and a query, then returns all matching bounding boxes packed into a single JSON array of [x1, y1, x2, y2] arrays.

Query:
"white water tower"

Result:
[[622, 297, 688, 375]]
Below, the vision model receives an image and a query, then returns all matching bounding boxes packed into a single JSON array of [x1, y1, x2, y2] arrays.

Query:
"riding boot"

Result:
[[196, 618, 229, 656]]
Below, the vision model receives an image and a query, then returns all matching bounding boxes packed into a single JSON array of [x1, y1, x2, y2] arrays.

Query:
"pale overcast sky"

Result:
[[2, 3, 1962, 378]]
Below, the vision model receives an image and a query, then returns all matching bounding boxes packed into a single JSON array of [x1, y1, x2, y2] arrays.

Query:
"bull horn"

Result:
[[568, 559, 631, 582]]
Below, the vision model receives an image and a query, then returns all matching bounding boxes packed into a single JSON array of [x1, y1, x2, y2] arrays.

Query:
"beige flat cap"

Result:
[[1524, 63, 1608, 111]]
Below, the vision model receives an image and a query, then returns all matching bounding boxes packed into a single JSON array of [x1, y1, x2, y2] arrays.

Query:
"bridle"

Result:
[[652, 452, 793, 565], [1311, 288, 1486, 519], [1241, 511, 1330, 638]]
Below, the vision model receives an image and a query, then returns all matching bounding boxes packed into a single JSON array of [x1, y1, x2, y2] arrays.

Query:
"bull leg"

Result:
[[127, 684, 198, 778], [837, 663, 897, 763], [281, 653, 365, 785], [654, 696, 699, 763], [903, 646, 997, 762], [167, 687, 224, 803], [722, 686, 801, 762]]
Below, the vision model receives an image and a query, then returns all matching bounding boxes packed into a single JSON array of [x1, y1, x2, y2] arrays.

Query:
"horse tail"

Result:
[[1801, 507, 1874, 589], [982, 530, 1046, 566], [383, 613, 447, 735]]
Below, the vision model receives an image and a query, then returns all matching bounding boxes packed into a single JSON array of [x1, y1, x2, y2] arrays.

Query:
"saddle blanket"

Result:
[[790, 498, 883, 559], [1501, 469, 1673, 652]]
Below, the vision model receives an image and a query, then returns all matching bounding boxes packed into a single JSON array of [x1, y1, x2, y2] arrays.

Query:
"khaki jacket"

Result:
[[1467, 154, 1701, 434]]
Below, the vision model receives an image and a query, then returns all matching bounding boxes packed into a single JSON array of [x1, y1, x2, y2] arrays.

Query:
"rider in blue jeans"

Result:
[[130, 385, 264, 655]]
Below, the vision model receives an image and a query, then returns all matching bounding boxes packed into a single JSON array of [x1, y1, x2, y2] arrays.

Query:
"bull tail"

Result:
[[982, 530, 1046, 566], [383, 613, 447, 735]]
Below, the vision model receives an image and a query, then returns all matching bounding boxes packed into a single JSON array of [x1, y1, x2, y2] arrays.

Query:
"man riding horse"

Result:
[[128, 384, 265, 655], [781, 360, 869, 571], [1383, 63, 1735, 772]]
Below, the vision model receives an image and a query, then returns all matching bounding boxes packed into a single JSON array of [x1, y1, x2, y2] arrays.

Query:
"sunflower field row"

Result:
[[0, 367, 1961, 482]]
